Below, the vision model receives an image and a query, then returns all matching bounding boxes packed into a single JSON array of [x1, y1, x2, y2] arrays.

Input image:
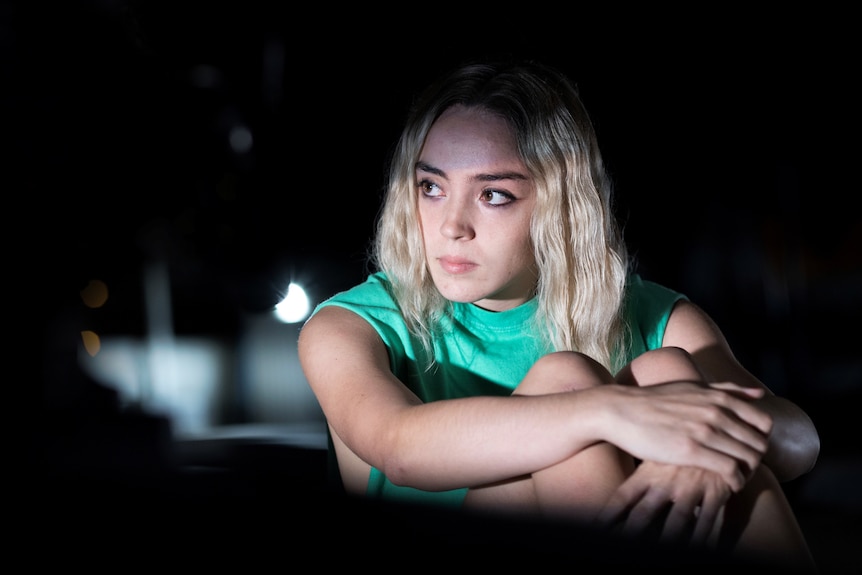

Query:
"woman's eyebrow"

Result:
[[415, 161, 445, 177], [415, 161, 528, 183], [474, 171, 529, 183]]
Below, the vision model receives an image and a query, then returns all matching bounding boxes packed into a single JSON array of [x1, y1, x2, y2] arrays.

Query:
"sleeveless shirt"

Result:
[[312, 271, 687, 507]]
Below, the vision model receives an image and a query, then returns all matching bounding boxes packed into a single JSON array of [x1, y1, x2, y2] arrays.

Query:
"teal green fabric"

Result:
[[312, 271, 687, 507]]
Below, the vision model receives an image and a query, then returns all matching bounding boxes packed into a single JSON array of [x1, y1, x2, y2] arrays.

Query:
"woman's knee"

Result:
[[515, 351, 614, 396], [619, 346, 704, 387]]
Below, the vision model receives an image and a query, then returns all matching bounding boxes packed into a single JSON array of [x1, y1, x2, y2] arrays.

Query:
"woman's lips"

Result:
[[438, 257, 478, 274]]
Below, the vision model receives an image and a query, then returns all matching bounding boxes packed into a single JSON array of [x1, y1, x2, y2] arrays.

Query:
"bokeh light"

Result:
[[274, 282, 310, 324], [80, 279, 108, 308]]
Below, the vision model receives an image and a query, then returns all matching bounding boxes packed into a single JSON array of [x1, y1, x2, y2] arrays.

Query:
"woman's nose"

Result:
[[439, 201, 475, 240]]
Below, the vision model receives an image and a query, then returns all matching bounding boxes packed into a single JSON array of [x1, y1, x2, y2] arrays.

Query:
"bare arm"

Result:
[[299, 305, 774, 492], [298, 306, 608, 491], [299, 307, 608, 491], [661, 300, 820, 481]]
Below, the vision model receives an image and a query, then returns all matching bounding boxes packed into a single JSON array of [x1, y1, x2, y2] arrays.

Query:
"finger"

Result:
[[595, 482, 647, 528], [692, 507, 719, 545], [717, 405, 773, 448], [714, 428, 769, 467], [595, 500, 627, 528], [705, 385, 773, 436], [622, 488, 671, 537], [660, 496, 700, 543], [707, 381, 766, 400], [678, 444, 748, 492], [685, 420, 768, 485], [691, 488, 725, 544]]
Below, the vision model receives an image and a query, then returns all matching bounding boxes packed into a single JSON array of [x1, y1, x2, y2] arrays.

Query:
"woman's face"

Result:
[[417, 105, 537, 312]]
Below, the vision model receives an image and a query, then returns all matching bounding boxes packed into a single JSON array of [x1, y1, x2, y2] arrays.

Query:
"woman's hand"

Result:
[[599, 381, 771, 491], [594, 461, 733, 546]]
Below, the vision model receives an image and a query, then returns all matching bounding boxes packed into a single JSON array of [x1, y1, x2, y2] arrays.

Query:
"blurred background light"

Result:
[[80, 279, 108, 308], [80, 330, 101, 357], [228, 124, 253, 154], [274, 282, 310, 324]]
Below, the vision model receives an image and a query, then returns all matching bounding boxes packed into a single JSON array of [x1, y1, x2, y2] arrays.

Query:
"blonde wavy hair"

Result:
[[372, 60, 632, 373]]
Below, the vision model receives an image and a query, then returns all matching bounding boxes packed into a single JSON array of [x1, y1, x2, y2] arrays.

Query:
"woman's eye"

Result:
[[481, 189, 514, 206], [419, 180, 443, 197]]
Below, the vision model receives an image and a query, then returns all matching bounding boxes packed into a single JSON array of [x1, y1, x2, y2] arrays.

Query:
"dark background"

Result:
[[11, 1, 860, 569]]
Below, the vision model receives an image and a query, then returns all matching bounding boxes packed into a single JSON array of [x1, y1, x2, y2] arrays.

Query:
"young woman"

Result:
[[298, 60, 819, 568]]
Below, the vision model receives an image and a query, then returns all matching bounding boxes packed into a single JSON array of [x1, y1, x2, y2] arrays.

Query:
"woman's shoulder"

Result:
[[624, 273, 689, 353], [309, 271, 405, 329], [316, 271, 396, 309], [626, 273, 688, 306], [309, 271, 417, 356]]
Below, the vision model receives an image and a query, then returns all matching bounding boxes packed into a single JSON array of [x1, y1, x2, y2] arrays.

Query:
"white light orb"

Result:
[[274, 282, 311, 323]]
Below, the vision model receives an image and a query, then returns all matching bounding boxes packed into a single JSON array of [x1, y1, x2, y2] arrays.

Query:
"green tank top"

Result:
[[312, 271, 687, 507]]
